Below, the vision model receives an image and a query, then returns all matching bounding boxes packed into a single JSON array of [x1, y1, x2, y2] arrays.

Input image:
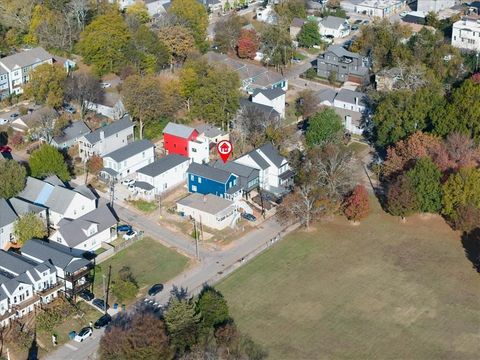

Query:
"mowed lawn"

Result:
[[94, 237, 189, 301], [218, 199, 480, 359]]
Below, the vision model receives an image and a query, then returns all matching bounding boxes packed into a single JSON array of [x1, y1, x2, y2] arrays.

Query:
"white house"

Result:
[[0, 47, 53, 98], [49, 205, 117, 251], [101, 139, 155, 180], [234, 143, 293, 194], [196, 124, 229, 145], [0, 199, 17, 250], [319, 16, 350, 38], [78, 115, 135, 161], [137, 154, 190, 195], [354, 0, 404, 18], [51, 121, 91, 149], [85, 92, 125, 120], [177, 193, 239, 230], [251, 88, 286, 118], [16, 176, 96, 227], [256, 5, 277, 24], [188, 137, 210, 164], [451, 17, 480, 52]]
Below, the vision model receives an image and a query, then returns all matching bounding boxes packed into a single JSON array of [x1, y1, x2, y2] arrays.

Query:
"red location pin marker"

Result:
[[217, 140, 233, 163]]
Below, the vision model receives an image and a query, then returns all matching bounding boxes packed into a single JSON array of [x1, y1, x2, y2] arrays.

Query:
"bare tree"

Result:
[[32, 108, 58, 144], [68, 0, 90, 31], [65, 72, 104, 119], [394, 62, 428, 90], [234, 104, 281, 148]]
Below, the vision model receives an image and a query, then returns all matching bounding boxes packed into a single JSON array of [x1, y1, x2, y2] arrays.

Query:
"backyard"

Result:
[[93, 237, 190, 304], [218, 199, 480, 359]]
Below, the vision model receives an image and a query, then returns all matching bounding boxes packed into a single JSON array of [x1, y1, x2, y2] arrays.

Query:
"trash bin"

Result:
[[113, 303, 118, 310], [68, 331, 76, 340]]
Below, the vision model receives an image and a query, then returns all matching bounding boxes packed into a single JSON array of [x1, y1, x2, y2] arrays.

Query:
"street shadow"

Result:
[[0, 131, 8, 146], [170, 285, 188, 301], [461, 228, 480, 273], [27, 331, 39, 360]]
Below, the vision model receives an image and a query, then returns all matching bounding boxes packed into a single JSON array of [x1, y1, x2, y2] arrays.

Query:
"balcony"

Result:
[[66, 265, 93, 282], [38, 282, 64, 297]]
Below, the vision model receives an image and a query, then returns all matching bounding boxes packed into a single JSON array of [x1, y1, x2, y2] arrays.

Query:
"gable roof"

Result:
[[103, 139, 154, 162], [8, 197, 45, 216], [17, 177, 53, 204], [213, 160, 258, 179], [334, 88, 367, 106], [83, 115, 134, 145], [137, 154, 189, 177], [52, 121, 90, 145], [291, 17, 305, 28], [252, 87, 286, 100], [0, 251, 42, 277], [56, 206, 117, 248], [177, 193, 234, 215], [239, 147, 270, 170], [195, 124, 227, 138], [0, 47, 52, 71], [21, 239, 91, 273], [187, 163, 235, 183], [316, 88, 337, 104], [239, 98, 280, 121], [0, 198, 17, 228], [44, 186, 77, 214], [325, 45, 361, 60], [320, 16, 347, 30], [163, 122, 197, 139], [258, 142, 286, 168], [73, 185, 97, 201]]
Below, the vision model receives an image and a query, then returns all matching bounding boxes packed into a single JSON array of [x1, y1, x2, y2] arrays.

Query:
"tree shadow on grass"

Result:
[[461, 228, 480, 273]]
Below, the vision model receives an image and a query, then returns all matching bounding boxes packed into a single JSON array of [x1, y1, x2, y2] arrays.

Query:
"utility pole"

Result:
[[109, 177, 115, 209], [106, 265, 111, 314], [102, 274, 107, 315], [193, 219, 200, 261]]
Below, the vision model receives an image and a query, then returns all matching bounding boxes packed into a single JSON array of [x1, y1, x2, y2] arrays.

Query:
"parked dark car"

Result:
[[92, 298, 109, 312], [63, 103, 76, 114], [79, 290, 94, 301], [148, 283, 164, 296], [94, 313, 112, 329], [241, 213, 257, 222], [117, 224, 132, 232]]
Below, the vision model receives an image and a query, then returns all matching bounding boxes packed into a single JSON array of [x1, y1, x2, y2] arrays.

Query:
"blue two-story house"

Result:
[[187, 163, 242, 201]]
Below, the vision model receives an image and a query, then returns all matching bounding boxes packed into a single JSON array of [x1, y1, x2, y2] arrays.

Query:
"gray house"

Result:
[[51, 121, 90, 149], [213, 160, 260, 198], [315, 45, 370, 84]]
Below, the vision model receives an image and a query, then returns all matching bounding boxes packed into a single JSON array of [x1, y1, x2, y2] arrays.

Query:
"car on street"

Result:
[[74, 327, 93, 342], [92, 298, 109, 312], [94, 314, 112, 329], [117, 224, 132, 232], [0, 118, 7, 125], [79, 290, 94, 301], [63, 104, 76, 113], [123, 230, 137, 240], [121, 179, 135, 186], [100, 82, 111, 88], [9, 113, 19, 120], [241, 213, 257, 222], [148, 283, 164, 296]]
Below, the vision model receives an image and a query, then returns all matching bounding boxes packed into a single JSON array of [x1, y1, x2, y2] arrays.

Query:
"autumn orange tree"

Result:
[[237, 29, 259, 59], [343, 185, 370, 222]]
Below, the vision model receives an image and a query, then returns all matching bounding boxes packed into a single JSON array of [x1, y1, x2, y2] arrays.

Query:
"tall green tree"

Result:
[[372, 87, 444, 148], [275, 0, 307, 23], [196, 287, 230, 330], [169, 0, 208, 50], [14, 213, 47, 245], [128, 25, 170, 74], [76, 11, 130, 75], [158, 25, 196, 65], [24, 64, 66, 108], [29, 143, 70, 181], [164, 297, 200, 353], [0, 160, 26, 198], [387, 175, 418, 218], [305, 108, 343, 147], [406, 157, 442, 213], [442, 167, 480, 220], [261, 25, 293, 68], [297, 20, 320, 48]]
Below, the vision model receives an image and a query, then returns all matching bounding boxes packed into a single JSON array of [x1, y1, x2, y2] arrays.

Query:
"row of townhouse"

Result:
[[0, 47, 72, 100], [0, 239, 94, 327]]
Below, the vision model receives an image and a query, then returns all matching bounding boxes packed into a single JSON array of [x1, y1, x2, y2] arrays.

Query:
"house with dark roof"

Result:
[[137, 154, 190, 197], [187, 163, 242, 201], [163, 122, 210, 164], [290, 17, 305, 39], [213, 160, 259, 198], [21, 239, 94, 300], [177, 193, 238, 230], [238, 98, 281, 123], [0, 249, 60, 327], [51, 121, 90, 149], [251, 88, 286, 118], [78, 114, 135, 161], [319, 16, 350, 38], [16, 176, 96, 227], [100, 139, 155, 180], [49, 205, 117, 251], [195, 124, 229, 145], [85, 91, 126, 120], [315, 45, 370, 84], [234, 143, 293, 194], [0, 199, 17, 250]]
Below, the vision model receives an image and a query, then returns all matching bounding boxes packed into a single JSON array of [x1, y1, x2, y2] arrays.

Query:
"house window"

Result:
[[142, 151, 145, 158], [192, 148, 197, 152], [198, 177, 202, 183], [191, 185, 197, 191], [190, 175, 194, 181]]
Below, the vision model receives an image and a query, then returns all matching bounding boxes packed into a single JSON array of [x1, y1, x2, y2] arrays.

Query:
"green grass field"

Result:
[[94, 237, 189, 303], [218, 199, 480, 359]]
